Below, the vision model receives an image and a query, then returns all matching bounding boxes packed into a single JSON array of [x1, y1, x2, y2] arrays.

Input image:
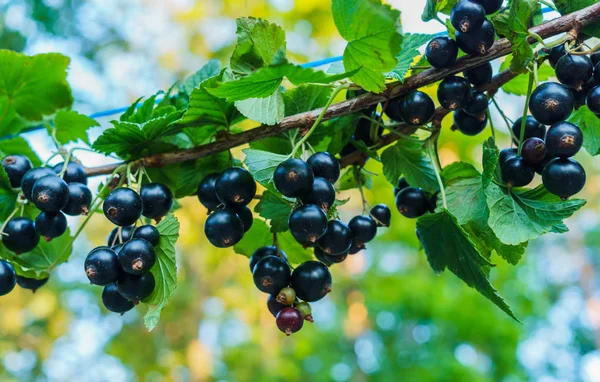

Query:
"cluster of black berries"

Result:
[[394, 177, 438, 219], [84, 182, 173, 314], [0, 259, 50, 296], [197, 167, 256, 247]]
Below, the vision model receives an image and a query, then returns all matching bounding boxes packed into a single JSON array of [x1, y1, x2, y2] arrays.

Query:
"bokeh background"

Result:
[[2, 0, 600, 381]]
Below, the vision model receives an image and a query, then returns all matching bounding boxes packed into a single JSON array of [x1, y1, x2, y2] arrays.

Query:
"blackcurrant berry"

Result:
[[276, 307, 304, 336], [215, 167, 256, 207], [471, 0, 502, 14], [276, 286, 296, 305], [2, 155, 32, 188], [274, 158, 314, 198], [395, 187, 430, 218], [324, 250, 348, 264], [529, 82, 574, 125], [267, 294, 287, 317], [290, 261, 332, 302], [451, 0, 486, 33], [20, 167, 55, 201], [288, 204, 328, 247], [586, 85, 600, 114], [595, 62, 600, 85], [511, 116, 546, 144], [463, 90, 489, 116], [453, 110, 488, 136], [370, 204, 391, 227], [85, 247, 120, 286], [2, 217, 39, 254], [306, 152, 340, 184], [521, 138, 547, 165], [252, 256, 290, 295], [548, 44, 569, 68], [394, 177, 410, 196], [140, 182, 173, 220], [533, 153, 555, 175], [300, 177, 336, 212], [592, 52, 600, 67], [132, 225, 160, 246], [249, 246, 288, 272], [499, 148, 518, 166], [464, 63, 493, 87], [545, 121, 583, 158], [456, 20, 496, 56], [349, 239, 364, 254], [35, 211, 67, 241], [501, 156, 535, 187], [317, 219, 353, 256], [197, 173, 221, 211], [204, 209, 244, 248], [62, 182, 92, 216], [542, 158, 586, 199], [103, 188, 143, 227], [119, 238, 156, 275], [348, 215, 377, 245], [52, 162, 88, 185], [425, 36, 459, 69], [32, 175, 69, 212], [296, 301, 314, 322], [0, 260, 16, 296], [400, 91, 436, 126], [437, 76, 473, 111], [555, 54, 593, 91], [102, 283, 135, 314], [572, 79, 595, 110], [108, 226, 135, 246], [314, 246, 334, 266], [233, 206, 253, 233], [353, 114, 383, 146], [116, 272, 155, 302], [16, 275, 48, 293]]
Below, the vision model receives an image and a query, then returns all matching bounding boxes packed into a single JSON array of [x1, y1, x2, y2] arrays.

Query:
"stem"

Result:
[[43, 152, 62, 167], [486, 108, 496, 140], [0, 206, 19, 235], [517, 72, 535, 156], [354, 167, 370, 213], [58, 150, 73, 178], [428, 137, 447, 209], [492, 97, 520, 145]]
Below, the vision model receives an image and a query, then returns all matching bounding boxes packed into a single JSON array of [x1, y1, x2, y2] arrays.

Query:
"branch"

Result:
[[85, 2, 600, 177]]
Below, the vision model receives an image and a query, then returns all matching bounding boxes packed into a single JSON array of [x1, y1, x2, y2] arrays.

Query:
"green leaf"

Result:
[[52, 110, 99, 145], [0, 168, 17, 221], [421, 0, 456, 22], [386, 33, 435, 82], [143, 214, 179, 331], [178, 60, 222, 98], [441, 161, 480, 182], [416, 209, 519, 321], [338, 167, 373, 191], [568, 106, 600, 156], [242, 149, 288, 186], [332, 0, 402, 92], [283, 84, 332, 117], [235, 91, 285, 125], [234, 219, 272, 257], [555, 0, 600, 38], [445, 175, 488, 226], [500, 58, 554, 95], [380, 137, 438, 193], [277, 230, 313, 265], [0, 137, 42, 167], [255, 191, 292, 233], [464, 222, 528, 266], [482, 138, 500, 188]]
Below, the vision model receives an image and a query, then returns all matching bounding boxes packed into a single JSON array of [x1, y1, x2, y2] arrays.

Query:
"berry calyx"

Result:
[[102, 283, 135, 314], [274, 158, 314, 198], [500, 156, 535, 187], [555, 54, 593, 91], [521, 138, 547, 165], [249, 246, 288, 272], [437, 76, 473, 111], [16, 275, 48, 293], [317, 219, 353, 256], [52, 162, 88, 185], [85, 247, 120, 286], [215, 167, 256, 207], [296, 301, 314, 322], [529, 82, 574, 125], [511, 116, 546, 145], [204, 209, 244, 248], [306, 152, 340, 184], [62, 182, 92, 216], [464, 63, 493, 86], [300, 177, 336, 212], [348, 215, 377, 245], [140, 183, 173, 220], [0, 260, 16, 296], [542, 158, 586, 199], [108, 226, 135, 246], [425, 36, 458, 69], [252, 256, 291, 295], [197, 173, 221, 211], [20, 167, 55, 201], [463, 90, 489, 116], [2, 155, 32, 188], [116, 272, 156, 302], [456, 20, 496, 56], [450, 0, 486, 33], [290, 261, 332, 302], [370, 204, 391, 227], [35, 211, 67, 241], [545, 121, 583, 158], [32, 175, 70, 212], [453, 110, 488, 136], [396, 187, 430, 218], [288, 204, 328, 247], [2, 217, 39, 254], [276, 286, 296, 305], [119, 238, 156, 275], [276, 307, 304, 336], [103, 188, 143, 227]]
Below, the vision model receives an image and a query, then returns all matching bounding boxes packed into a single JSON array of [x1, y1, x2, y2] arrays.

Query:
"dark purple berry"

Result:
[[451, 0, 486, 33], [586, 85, 600, 114], [140, 182, 173, 220], [20, 167, 55, 201], [62, 183, 92, 216], [0, 260, 16, 296], [317, 220, 353, 256], [2, 155, 32, 188], [555, 54, 593, 91], [542, 158, 586, 199], [52, 162, 87, 185], [453, 110, 487, 136], [499, 148, 518, 166], [102, 283, 135, 314], [425, 36, 458, 69], [119, 238, 156, 275], [437, 76, 473, 111], [204, 209, 244, 248], [132, 225, 160, 246], [501, 156, 535, 187], [511, 116, 546, 145], [394, 177, 410, 196], [348, 215, 377, 245], [2, 217, 39, 254], [252, 256, 290, 295], [274, 158, 314, 198], [545, 121, 583, 158], [35, 211, 67, 241], [463, 90, 489, 116], [276, 307, 304, 336], [370, 204, 391, 227], [290, 261, 332, 302], [288, 204, 328, 247], [529, 82, 574, 125], [521, 138, 547, 165], [306, 152, 340, 184], [85, 247, 120, 286], [471, 0, 502, 15], [249, 246, 287, 272], [267, 294, 287, 317], [464, 63, 493, 86], [300, 177, 336, 212], [395, 187, 430, 218], [32, 175, 70, 212], [116, 272, 155, 302], [16, 275, 48, 293], [456, 20, 495, 56], [197, 173, 221, 211], [103, 188, 143, 227], [215, 167, 256, 207]]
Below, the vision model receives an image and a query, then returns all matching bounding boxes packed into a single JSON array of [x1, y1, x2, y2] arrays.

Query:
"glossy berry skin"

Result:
[[288, 204, 328, 247], [35, 212, 67, 241], [456, 20, 496, 56], [85, 247, 120, 286], [592, 52, 600, 67], [290, 261, 332, 302], [425, 36, 458, 69], [542, 158, 586, 199], [463, 91, 489, 116], [249, 246, 287, 272], [276, 307, 304, 336], [2, 155, 32, 188], [306, 152, 340, 184], [533, 153, 555, 175], [464, 63, 493, 86], [232, 206, 253, 233], [267, 294, 287, 317], [21, 167, 55, 201], [545, 121, 583, 158], [2, 217, 39, 254], [454, 110, 487, 136], [252, 256, 290, 295], [437, 76, 473, 111], [501, 156, 535, 187], [52, 162, 87, 185], [300, 177, 335, 212], [197, 174, 221, 211], [511, 116, 546, 144], [132, 225, 160, 246], [16, 275, 48, 293], [586, 85, 600, 114], [274, 158, 314, 198], [119, 239, 156, 275], [555, 54, 593, 91], [529, 82, 574, 125], [349, 240, 364, 254], [397, 91, 436, 126], [215, 167, 256, 207], [103, 188, 143, 227], [370, 204, 391, 227], [314, 247, 334, 266], [116, 272, 155, 302], [102, 283, 135, 314], [0, 260, 16, 296], [204, 209, 244, 248], [394, 177, 409, 196], [472, 0, 503, 14], [140, 183, 173, 220], [62, 182, 92, 216], [572, 79, 595, 110], [395, 187, 430, 218], [108, 226, 135, 246], [548, 44, 569, 68], [348, 215, 377, 244], [521, 138, 547, 165], [595, 63, 600, 85], [451, 0, 486, 33], [322, 251, 348, 264], [317, 220, 353, 256], [32, 175, 69, 212]]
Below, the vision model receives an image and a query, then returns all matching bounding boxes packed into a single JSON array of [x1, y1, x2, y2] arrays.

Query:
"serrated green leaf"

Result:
[[386, 33, 436, 81], [277, 230, 313, 265], [464, 222, 528, 266], [283, 85, 332, 117], [52, 110, 99, 145], [234, 219, 272, 257], [255, 191, 292, 233], [0, 137, 42, 167], [445, 176, 488, 226], [338, 167, 372, 191], [380, 137, 438, 193], [441, 161, 480, 182], [482, 138, 500, 188], [179, 60, 222, 98], [235, 91, 285, 125], [421, 0, 456, 22], [568, 106, 600, 156], [500, 58, 554, 95], [242, 149, 288, 186]]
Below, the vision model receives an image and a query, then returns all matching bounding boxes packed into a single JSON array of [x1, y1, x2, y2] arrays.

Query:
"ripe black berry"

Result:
[[555, 54, 593, 91], [197, 173, 221, 211], [102, 283, 134, 314], [453, 110, 487, 136], [232, 206, 253, 233], [586, 85, 600, 114], [437, 76, 473, 111], [529, 82, 574, 125], [252, 256, 290, 295], [595, 62, 600, 85], [103, 188, 143, 226], [2, 155, 32, 188], [572, 79, 595, 110], [21, 167, 55, 201], [267, 294, 287, 317], [394, 177, 409, 196], [349, 240, 364, 254], [2, 217, 39, 254], [451, 0, 486, 33], [108, 226, 134, 246], [288, 204, 328, 247], [463, 90, 489, 116], [300, 177, 336, 212], [501, 156, 535, 187], [511, 116, 546, 144], [348, 215, 377, 245], [276, 307, 304, 336], [317, 219, 353, 256], [472, 0, 502, 14], [274, 158, 314, 198], [396, 91, 436, 126], [456, 20, 496, 56], [85, 247, 120, 286], [119, 239, 156, 275], [425, 36, 459, 69], [116, 272, 155, 302], [32, 175, 69, 212], [52, 162, 87, 185], [62, 182, 92, 216], [545, 121, 583, 158], [16, 275, 48, 293], [132, 225, 160, 246], [542, 158, 586, 199], [353, 113, 383, 146], [290, 261, 332, 302], [464, 63, 493, 87], [592, 52, 600, 67], [533, 153, 554, 175], [249, 246, 288, 272], [215, 167, 256, 207], [204, 209, 244, 247], [35, 211, 67, 241], [499, 148, 518, 166], [548, 44, 569, 68], [370, 204, 391, 227], [0, 260, 16, 296], [521, 138, 547, 165], [314, 247, 334, 266], [306, 152, 340, 184], [140, 183, 173, 220], [395, 187, 430, 218]]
